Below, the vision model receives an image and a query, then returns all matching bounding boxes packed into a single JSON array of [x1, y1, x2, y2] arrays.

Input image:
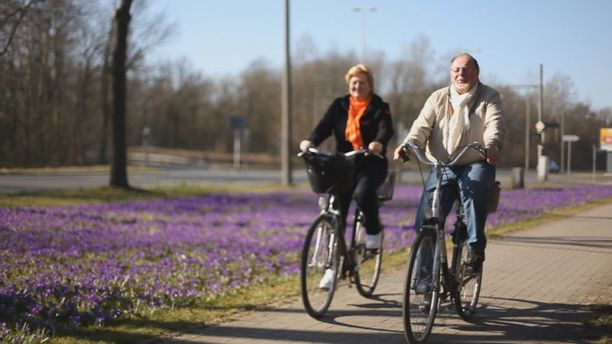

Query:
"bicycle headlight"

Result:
[[318, 196, 328, 210], [424, 207, 433, 219]]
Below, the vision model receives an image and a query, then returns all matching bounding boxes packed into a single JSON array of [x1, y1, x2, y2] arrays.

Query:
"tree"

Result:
[[0, 0, 44, 56], [109, 0, 133, 188], [386, 35, 437, 142], [98, 1, 174, 165]]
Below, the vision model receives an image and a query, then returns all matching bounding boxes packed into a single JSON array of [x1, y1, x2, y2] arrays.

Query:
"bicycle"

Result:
[[399, 141, 487, 343], [298, 147, 394, 319]]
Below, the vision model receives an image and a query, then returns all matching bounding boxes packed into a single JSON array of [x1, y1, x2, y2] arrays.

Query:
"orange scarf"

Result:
[[346, 96, 370, 150]]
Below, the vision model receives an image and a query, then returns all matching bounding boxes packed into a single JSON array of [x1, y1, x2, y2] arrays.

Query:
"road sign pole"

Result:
[[567, 141, 572, 175], [562, 134, 580, 175]]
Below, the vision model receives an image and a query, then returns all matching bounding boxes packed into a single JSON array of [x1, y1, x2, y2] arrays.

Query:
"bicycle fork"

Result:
[[309, 225, 329, 269], [433, 223, 467, 310]]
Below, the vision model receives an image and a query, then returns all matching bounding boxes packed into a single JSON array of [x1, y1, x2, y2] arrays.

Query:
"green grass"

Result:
[[584, 305, 612, 344], [48, 275, 301, 344], [2, 183, 611, 344], [487, 198, 612, 238], [0, 182, 297, 208]]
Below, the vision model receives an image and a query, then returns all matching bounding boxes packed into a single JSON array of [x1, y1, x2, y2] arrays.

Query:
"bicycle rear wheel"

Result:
[[300, 214, 339, 318], [403, 228, 438, 344], [453, 236, 483, 321], [354, 219, 383, 297]]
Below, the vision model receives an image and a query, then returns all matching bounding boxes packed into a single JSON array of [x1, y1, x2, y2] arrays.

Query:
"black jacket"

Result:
[[309, 94, 394, 155]]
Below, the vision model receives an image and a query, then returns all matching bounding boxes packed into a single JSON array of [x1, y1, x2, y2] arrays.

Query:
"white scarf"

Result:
[[445, 84, 478, 154]]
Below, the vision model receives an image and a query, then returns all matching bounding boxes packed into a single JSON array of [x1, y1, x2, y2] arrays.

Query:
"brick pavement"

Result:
[[160, 203, 612, 344]]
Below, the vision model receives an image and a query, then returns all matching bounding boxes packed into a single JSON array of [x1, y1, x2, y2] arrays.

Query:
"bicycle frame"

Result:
[[400, 142, 486, 343], [401, 141, 487, 342], [299, 147, 389, 318], [317, 194, 358, 280], [408, 143, 483, 288]]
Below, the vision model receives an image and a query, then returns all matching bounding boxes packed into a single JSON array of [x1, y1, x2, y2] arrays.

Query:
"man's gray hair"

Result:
[[451, 53, 480, 72]]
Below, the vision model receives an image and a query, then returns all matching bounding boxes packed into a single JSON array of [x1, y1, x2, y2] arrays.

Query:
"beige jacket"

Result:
[[403, 82, 505, 165]]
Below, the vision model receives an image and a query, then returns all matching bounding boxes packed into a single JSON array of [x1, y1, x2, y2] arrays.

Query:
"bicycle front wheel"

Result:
[[354, 220, 383, 297], [453, 237, 483, 321], [403, 228, 438, 344], [300, 214, 339, 318]]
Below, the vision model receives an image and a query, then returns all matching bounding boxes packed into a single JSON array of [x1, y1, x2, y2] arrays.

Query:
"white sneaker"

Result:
[[318, 268, 335, 289], [365, 233, 382, 250]]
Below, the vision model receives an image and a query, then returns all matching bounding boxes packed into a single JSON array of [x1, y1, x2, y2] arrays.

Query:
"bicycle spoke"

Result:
[[301, 215, 339, 318], [403, 229, 438, 343], [454, 239, 483, 321], [355, 222, 383, 297]]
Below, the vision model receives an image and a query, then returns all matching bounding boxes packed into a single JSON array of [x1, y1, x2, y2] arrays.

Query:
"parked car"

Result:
[[548, 160, 560, 173]]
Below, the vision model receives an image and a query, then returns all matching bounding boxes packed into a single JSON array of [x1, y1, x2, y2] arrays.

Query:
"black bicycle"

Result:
[[399, 141, 487, 343], [298, 147, 394, 319]]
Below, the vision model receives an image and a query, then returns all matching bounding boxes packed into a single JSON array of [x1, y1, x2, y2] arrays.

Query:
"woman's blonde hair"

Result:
[[344, 64, 374, 92]]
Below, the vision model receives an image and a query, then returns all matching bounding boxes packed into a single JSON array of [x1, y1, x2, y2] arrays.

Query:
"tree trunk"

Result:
[[109, 0, 133, 188], [98, 25, 113, 165]]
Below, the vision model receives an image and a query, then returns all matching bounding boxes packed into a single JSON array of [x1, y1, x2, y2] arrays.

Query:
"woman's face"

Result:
[[348, 73, 371, 100]]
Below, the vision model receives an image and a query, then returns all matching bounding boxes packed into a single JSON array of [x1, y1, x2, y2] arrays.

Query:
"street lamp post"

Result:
[[506, 84, 540, 172], [281, 0, 292, 186], [537, 64, 546, 181], [353, 6, 376, 64], [525, 101, 530, 171], [142, 127, 151, 167], [507, 64, 545, 180]]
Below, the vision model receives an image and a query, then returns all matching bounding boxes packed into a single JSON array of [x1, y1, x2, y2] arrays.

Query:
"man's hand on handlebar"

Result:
[[485, 145, 499, 165], [393, 145, 408, 162], [393, 141, 418, 162]]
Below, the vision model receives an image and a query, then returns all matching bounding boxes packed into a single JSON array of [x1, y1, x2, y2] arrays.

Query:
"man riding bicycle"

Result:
[[393, 53, 505, 276], [300, 64, 394, 288]]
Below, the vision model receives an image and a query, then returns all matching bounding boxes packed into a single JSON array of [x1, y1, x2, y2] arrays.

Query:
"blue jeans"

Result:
[[414, 161, 495, 254]]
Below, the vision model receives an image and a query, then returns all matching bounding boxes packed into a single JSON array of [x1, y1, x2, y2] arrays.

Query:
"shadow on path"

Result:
[[109, 295, 610, 344], [495, 233, 612, 252]]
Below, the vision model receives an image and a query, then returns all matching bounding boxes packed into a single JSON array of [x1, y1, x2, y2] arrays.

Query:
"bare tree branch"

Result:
[[0, 0, 45, 57]]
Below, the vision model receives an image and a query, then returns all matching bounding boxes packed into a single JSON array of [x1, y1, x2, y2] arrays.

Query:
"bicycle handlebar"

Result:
[[399, 141, 486, 167], [297, 147, 385, 160]]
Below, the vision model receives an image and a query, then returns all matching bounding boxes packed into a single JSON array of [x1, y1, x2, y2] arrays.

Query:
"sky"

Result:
[[145, 0, 612, 111]]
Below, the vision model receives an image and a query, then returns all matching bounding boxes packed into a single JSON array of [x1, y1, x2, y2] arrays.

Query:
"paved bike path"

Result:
[[161, 203, 612, 344]]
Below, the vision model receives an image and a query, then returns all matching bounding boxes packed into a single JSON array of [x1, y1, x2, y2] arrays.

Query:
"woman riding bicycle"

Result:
[[393, 53, 505, 276], [299, 64, 394, 289]]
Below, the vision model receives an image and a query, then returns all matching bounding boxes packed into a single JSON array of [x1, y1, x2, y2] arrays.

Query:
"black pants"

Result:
[[338, 155, 388, 235]]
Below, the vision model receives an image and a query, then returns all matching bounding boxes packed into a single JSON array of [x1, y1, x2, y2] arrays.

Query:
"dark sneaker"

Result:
[[415, 278, 432, 294], [465, 251, 484, 275], [419, 292, 433, 313]]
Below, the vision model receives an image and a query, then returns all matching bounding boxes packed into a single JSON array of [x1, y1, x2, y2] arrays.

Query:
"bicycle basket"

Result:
[[487, 180, 501, 213], [376, 170, 396, 201], [302, 153, 355, 194]]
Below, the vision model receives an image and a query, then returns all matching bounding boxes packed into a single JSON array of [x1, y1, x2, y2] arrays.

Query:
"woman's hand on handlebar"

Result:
[[367, 141, 383, 155], [299, 140, 313, 152]]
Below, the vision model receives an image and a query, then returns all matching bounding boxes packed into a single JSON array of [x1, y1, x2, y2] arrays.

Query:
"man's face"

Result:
[[348, 73, 371, 100], [450, 55, 479, 94]]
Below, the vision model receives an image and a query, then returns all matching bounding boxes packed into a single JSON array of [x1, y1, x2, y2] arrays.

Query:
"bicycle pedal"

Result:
[[440, 303, 455, 313]]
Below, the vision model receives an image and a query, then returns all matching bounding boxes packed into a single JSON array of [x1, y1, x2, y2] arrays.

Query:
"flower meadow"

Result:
[[1, 183, 612, 338]]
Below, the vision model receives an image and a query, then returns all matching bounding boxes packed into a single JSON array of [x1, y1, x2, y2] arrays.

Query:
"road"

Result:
[[0, 166, 610, 194], [0, 168, 303, 193]]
